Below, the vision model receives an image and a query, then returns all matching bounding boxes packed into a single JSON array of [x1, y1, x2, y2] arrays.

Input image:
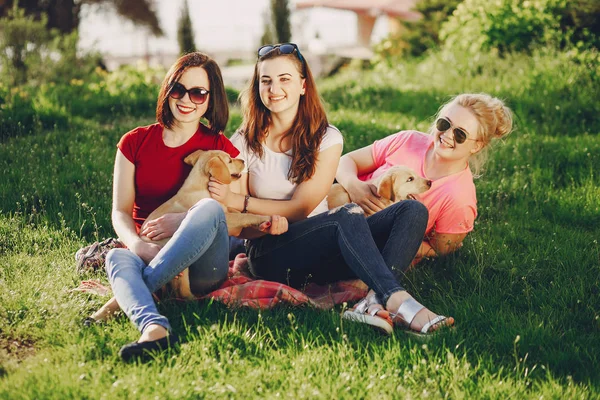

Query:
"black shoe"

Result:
[[83, 317, 102, 327], [118, 333, 179, 362]]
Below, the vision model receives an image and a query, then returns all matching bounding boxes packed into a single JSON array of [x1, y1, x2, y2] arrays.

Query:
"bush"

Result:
[[225, 87, 240, 104], [0, 4, 52, 86], [374, 0, 461, 61], [440, 0, 564, 55], [0, 4, 106, 87]]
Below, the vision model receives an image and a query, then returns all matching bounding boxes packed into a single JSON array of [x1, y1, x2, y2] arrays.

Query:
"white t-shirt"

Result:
[[231, 125, 343, 217]]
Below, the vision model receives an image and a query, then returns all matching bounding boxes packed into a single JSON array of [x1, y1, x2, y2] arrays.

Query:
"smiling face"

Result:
[[258, 56, 306, 117], [168, 66, 210, 127], [432, 103, 483, 161]]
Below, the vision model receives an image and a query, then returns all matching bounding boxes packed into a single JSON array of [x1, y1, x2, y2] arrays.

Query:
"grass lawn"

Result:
[[0, 51, 599, 399]]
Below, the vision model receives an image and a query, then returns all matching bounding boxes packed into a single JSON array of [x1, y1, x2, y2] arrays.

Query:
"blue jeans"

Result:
[[246, 201, 428, 305], [105, 198, 229, 333]]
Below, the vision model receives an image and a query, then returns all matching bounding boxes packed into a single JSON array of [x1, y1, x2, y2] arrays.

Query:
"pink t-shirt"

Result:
[[360, 130, 477, 236]]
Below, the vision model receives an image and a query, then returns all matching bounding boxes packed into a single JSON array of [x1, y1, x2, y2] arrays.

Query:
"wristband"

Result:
[[242, 194, 250, 213]]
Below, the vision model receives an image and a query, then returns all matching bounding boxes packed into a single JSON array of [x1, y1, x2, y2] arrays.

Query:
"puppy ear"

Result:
[[377, 175, 394, 201], [206, 157, 232, 184], [184, 150, 204, 166]]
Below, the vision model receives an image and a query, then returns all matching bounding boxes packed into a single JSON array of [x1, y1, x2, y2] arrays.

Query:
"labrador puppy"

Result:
[[91, 150, 269, 322], [327, 165, 432, 216], [138, 149, 270, 299]]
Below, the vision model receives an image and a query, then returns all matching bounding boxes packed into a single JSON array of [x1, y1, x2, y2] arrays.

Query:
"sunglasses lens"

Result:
[[189, 89, 208, 104], [169, 82, 185, 99], [436, 118, 450, 132], [454, 129, 467, 144], [258, 45, 275, 57], [278, 44, 295, 54]]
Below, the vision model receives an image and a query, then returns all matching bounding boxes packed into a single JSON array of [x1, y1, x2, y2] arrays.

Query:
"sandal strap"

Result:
[[369, 307, 381, 317], [395, 297, 425, 326], [354, 292, 380, 314], [353, 297, 369, 314], [420, 315, 446, 334]]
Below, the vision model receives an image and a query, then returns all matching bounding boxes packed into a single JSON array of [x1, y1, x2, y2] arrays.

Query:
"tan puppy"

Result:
[[139, 149, 270, 299], [91, 150, 269, 322], [327, 165, 432, 216]]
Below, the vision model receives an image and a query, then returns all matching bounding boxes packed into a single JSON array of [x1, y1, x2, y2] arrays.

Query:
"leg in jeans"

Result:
[[246, 203, 418, 305], [248, 201, 451, 332], [366, 200, 429, 276], [105, 198, 229, 334]]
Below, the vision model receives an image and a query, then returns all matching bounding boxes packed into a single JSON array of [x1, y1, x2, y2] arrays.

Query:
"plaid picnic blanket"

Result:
[[203, 254, 368, 309], [76, 253, 368, 310]]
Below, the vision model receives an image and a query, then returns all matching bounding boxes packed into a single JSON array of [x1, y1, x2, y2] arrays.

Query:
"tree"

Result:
[[177, 0, 195, 54], [271, 0, 290, 43], [401, 0, 462, 57], [259, 8, 275, 46], [0, 3, 51, 85], [0, 0, 162, 36]]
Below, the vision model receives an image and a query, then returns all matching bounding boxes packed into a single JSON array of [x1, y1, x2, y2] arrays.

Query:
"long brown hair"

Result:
[[156, 52, 229, 134], [239, 48, 329, 184]]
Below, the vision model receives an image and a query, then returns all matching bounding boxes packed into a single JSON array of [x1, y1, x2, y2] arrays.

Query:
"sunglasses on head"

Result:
[[257, 43, 304, 63], [436, 117, 476, 144], [169, 82, 210, 105]]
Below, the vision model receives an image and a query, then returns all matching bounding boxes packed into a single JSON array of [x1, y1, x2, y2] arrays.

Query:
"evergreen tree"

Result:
[[271, 0, 291, 43], [260, 8, 275, 46], [177, 0, 196, 55]]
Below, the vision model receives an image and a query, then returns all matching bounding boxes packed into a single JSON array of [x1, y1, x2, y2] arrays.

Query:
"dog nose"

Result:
[[426, 180, 432, 187]]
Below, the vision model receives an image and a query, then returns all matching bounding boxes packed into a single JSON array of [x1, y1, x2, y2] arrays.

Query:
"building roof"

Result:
[[295, 0, 421, 21]]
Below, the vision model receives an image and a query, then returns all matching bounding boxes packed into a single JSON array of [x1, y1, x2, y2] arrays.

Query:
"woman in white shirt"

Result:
[[209, 43, 453, 335]]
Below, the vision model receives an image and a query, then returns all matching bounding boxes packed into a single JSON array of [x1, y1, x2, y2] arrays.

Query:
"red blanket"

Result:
[[203, 254, 368, 309], [75, 254, 368, 310]]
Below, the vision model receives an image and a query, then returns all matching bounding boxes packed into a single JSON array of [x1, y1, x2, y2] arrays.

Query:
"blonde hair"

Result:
[[432, 93, 514, 177]]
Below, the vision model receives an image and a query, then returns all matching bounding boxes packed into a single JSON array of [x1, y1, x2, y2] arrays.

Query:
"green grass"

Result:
[[0, 50, 599, 398]]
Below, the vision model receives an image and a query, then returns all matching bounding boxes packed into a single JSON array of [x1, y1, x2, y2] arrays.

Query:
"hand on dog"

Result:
[[258, 215, 288, 235], [130, 240, 162, 264], [347, 181, 388, 215], [140, 212, 186, 241], [208, 177, 236, 207]]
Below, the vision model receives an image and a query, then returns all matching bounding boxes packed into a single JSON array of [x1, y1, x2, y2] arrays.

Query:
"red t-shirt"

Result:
[[117, 123, 240, 230]]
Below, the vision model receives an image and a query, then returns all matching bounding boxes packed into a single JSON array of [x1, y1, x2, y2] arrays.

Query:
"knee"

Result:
[[397, 199, 428, 224], [105, 248, 140, 276], [188, 198, 225, 221], [328, 202, 365, 219]]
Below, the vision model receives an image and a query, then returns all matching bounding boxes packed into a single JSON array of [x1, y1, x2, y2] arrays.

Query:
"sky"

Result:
[[78, 0, 389, 56]]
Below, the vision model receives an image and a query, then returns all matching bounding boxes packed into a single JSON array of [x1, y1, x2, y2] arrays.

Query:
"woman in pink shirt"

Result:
[[338, 93, 513, 331], [337, 93, 513, 263]]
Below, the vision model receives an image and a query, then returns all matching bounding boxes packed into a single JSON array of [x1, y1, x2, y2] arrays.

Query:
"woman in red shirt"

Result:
[[87, 52, 277, 361]]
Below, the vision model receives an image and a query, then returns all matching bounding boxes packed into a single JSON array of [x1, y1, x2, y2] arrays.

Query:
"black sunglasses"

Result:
[[436, 117, 476, 144], [257, 43, 304, 63], [169, 82, 210, 105]]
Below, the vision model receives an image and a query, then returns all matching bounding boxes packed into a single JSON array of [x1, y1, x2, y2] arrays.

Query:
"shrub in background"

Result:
[[375, 0, 461, 62], [0, 3, 105, 87], [0, 4, 52, 86], [440, 0, 565, 55]]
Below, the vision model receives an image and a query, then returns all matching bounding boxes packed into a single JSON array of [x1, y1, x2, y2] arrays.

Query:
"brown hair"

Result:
[[156, 52, 228, 134], [239, 48, 329, 184], [432, 93, 514, 177]]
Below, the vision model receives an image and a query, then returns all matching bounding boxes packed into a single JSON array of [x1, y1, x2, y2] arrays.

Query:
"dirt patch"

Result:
[[0, 334, 36, 374]]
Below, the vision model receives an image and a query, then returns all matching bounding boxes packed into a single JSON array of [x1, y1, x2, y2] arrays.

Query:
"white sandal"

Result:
[[342, 293, 393, 335], [391, 297, 453, 336]]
